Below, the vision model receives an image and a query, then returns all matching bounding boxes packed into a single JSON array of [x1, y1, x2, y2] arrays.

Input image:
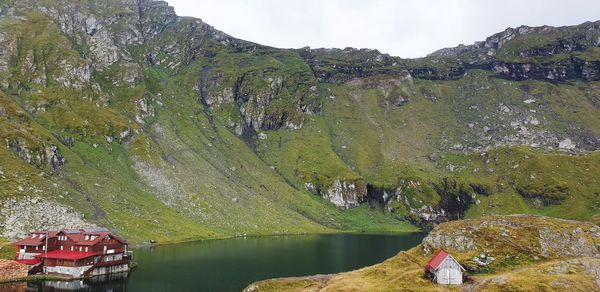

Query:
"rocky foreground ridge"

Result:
[[246, 215, 600, 291]]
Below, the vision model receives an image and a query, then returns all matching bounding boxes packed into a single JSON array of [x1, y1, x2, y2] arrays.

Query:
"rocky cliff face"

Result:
[[8, 141, 65, 171], [422, 215, 600, 258], [298, 22, 600, 84], [420, 21, 600, 81], [199, 58, 319, 136], [298, 47, 410, 83], [322, 180, 366, 209]]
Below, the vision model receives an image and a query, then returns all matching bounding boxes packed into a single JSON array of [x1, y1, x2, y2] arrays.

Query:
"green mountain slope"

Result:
[[0, 0, 599, 243]]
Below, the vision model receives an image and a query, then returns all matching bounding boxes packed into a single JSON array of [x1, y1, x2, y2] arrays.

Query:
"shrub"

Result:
[[516, 182, 569, 205]]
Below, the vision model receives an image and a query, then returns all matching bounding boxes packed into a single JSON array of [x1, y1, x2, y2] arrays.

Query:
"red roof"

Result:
[[78, 232, 114, 246], [34, 231, 58, 237], [36, 250, 99, 261], [14, 231, 57, 246], [56, 229, 127, 246], [424, 249, 449, 271], [14, 237, 43, 246], [16, 258, 41, 265], [15, 228, 127, 250]]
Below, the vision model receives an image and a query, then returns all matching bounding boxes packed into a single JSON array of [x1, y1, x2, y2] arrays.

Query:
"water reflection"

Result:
[[30, 273, 128, 292]]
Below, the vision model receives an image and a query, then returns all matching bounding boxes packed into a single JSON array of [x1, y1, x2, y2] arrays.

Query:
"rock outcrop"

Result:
[[322, 180, 366, 209], [413, 22, 600, 81], [8, 140, 65, 171], [0, 197, 93, 239], [422, 215, 600, 259]]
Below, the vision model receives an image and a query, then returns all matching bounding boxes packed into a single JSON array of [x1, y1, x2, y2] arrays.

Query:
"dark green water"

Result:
[[9, 233, 423, 292]]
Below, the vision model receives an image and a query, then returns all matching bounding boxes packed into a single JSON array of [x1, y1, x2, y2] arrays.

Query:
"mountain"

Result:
[[0, 0, 599, 243]]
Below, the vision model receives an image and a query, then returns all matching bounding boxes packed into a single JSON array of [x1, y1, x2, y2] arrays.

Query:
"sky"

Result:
[[166, 0, 600, 58]]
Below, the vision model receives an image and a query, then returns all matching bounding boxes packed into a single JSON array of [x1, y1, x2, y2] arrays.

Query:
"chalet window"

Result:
[[71, 246, 74, 251], [42, 245, 46, 251], [60, 245, 63, 250], [85, 247, 88, 252], [35, 246, 38, 250]]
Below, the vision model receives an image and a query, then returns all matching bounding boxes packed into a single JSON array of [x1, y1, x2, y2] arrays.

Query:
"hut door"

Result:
[[450, 268, 462, 284], [438, 268, 450, 284]]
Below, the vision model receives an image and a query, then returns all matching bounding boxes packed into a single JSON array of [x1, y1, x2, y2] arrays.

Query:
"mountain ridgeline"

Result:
[[0, 0, 599, 242]]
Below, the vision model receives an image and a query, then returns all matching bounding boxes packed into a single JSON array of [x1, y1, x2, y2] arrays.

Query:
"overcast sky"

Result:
[[166, 0, 599, 58]]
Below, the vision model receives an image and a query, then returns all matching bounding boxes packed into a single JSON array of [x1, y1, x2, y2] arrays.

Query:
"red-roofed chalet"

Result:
[[14, 228, 130, 278]]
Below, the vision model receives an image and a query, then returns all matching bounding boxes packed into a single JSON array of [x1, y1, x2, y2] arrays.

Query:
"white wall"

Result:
[[44, 265, 93, 277]]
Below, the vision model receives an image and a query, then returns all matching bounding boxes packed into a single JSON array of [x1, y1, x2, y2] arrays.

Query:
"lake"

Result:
[[5, 233, 423, 291]]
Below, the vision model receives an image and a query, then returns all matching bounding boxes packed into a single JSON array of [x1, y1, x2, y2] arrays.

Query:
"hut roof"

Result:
[[424, 249, 465, 271]]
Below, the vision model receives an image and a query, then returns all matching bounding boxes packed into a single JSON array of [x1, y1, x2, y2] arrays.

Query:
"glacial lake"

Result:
[[5, 233, 423, 291]]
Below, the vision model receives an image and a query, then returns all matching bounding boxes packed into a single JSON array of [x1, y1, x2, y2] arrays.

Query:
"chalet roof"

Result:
[[16, 228, 127, 247], [14, 231, 58, 246], [77, 231, 126, 246], [56, 228, 127, 245], [77, 232, 111, 246], [36, 250, 99, 260], [57, 230, 83, 243], [424, 249, 465, 271], [33, 231, 58, 237], [14, 237, 44, 246]]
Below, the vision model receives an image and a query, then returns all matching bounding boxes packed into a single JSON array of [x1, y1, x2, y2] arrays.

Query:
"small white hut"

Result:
[[424, 249, 465, 285]]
